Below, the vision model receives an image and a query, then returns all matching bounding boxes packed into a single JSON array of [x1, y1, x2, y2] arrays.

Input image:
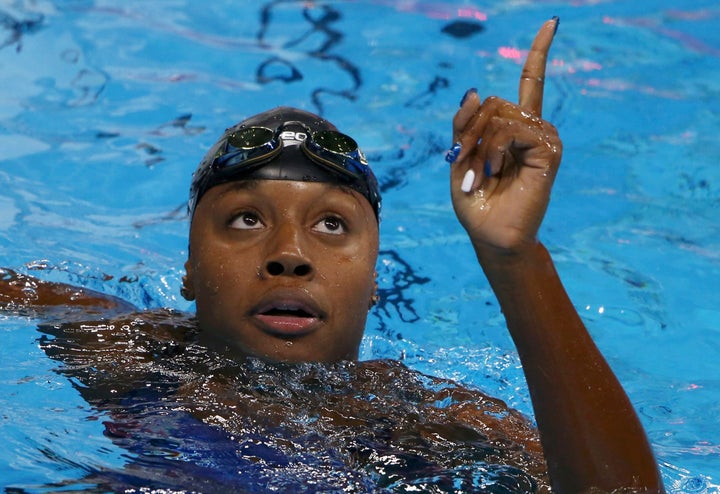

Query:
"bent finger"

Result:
[[453, 88, 482, 141], [481, 118, 561, 177], [455, 97, 543, 164]]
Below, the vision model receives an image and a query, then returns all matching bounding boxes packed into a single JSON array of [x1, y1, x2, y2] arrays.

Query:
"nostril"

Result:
[[266, 261, 284, 276], [265, 260, 312, 277], [294, 264, 312, 277]]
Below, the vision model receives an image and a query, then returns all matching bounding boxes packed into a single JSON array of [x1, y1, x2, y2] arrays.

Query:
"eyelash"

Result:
[[227, 211, 263, 229], [315, 215, 347, 235], [226, 211, 348, 235]]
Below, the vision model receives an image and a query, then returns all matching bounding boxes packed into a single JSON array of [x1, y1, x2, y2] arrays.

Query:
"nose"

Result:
[[262, 223, 314, 279], [265, 257, 313, 277]]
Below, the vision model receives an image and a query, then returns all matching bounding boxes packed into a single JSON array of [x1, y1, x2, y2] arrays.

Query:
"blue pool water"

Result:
[[1, 0, 718, 491]]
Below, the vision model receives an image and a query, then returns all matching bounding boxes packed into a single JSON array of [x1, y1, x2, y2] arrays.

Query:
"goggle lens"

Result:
[[213, 126, 281, 170], [204, 122, 380, 219], [227, 127, 275, 149], [212, 124, 369, 180], [314, 131, 356, 154]]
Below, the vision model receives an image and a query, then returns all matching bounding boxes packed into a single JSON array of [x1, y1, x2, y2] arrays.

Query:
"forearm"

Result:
[[476, 242, 663, 493], [1, 268, 137, 316]]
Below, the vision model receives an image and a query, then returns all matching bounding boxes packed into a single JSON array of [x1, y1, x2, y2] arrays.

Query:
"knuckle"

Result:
[[482, 95, 505, 108]]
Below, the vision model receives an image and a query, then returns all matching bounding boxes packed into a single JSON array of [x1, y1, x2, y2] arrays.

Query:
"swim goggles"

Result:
[[207, 121, 381, 218]]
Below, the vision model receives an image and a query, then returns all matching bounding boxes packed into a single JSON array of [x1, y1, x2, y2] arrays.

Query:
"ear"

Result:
[[368, 271, 379, 310], [181, 259, 196, 301]]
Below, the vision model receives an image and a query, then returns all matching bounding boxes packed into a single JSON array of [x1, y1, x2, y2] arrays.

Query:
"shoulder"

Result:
[[38, 308, 198, 361]]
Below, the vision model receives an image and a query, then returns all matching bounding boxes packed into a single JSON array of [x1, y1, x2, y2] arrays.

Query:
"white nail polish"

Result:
[[461, 169, 475, 193]]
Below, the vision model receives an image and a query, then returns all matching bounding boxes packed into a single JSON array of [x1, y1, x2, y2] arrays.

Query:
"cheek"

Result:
[[191, 248, 259, 300], [331, 252, 376, 300], [190, 260, 221, 305]]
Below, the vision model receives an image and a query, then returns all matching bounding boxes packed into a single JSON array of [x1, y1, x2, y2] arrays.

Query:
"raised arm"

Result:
[[1, 267, 137, 319], [447, 18, 664, 493]]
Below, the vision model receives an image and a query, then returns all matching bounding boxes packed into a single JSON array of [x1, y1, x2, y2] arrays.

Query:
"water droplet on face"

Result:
[[285, 341, 293, 348]]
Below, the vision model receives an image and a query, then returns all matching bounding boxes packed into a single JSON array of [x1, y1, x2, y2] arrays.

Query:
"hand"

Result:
[[448, 18, 562, 256]]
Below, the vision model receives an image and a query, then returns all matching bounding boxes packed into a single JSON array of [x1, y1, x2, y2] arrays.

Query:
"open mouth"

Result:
[[261, 307, 314, 318], [252, 298, 323, 336]]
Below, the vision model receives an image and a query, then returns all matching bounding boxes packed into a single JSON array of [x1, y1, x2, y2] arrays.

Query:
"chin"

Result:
[[253, 342, 359, 364], [199, 326, 361, 363]]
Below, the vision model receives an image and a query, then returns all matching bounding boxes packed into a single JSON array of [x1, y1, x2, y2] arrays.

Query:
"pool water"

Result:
[[1, 0, 718, 492]]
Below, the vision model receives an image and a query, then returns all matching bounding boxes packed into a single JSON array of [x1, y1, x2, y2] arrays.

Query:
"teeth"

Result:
[[257, 300, 317, 318]]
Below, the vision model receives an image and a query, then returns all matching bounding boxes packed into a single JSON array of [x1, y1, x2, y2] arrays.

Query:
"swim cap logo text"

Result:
[[280, 130, 307, 146]]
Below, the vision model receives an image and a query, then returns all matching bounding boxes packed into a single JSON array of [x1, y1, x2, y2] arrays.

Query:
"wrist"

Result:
[[473, 240, 562, 315], [473, 238, 548, 275]]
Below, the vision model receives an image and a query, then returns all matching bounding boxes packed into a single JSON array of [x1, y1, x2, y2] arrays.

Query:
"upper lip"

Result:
[[250, 289, 325, 320]]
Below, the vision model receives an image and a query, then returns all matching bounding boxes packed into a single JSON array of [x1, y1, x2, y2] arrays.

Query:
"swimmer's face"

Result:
[[185, 179, 379, 362]]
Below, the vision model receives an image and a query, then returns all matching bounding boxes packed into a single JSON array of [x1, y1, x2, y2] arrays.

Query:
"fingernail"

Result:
[[460, 88, 477, 107], [461, 169, 475, 193], [445, 142, 462, 164], [484, 160, 492, 177], [551, 16, 560, 35]]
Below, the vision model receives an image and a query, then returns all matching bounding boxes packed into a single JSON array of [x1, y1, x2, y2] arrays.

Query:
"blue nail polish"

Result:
[[445, 143, 462, 164], [484, 160, 492, 177], [551, 16, 560, 35], [460, 88, 477, 107]]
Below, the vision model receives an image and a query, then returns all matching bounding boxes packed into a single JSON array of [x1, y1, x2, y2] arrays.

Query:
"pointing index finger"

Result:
[[518, 17, 559, 117]]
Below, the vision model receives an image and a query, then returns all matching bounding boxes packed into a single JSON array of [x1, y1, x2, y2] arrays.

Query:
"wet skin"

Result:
[[0, 20, 665, 492], [184, 179, 379, 363]]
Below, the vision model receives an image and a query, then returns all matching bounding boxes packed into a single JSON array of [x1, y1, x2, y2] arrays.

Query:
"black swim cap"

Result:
[[188, 107, 381, 221]]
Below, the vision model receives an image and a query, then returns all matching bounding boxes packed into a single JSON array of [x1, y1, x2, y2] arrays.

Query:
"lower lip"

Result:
[[254, 314, 320, 336]]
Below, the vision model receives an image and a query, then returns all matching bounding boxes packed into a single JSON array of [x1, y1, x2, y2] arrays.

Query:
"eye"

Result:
[[313, 216, 346, 235], [228, 212, 264, 230]]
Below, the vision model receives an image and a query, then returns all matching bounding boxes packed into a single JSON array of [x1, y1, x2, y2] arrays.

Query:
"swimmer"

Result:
[[1, 19, 664, 493]]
